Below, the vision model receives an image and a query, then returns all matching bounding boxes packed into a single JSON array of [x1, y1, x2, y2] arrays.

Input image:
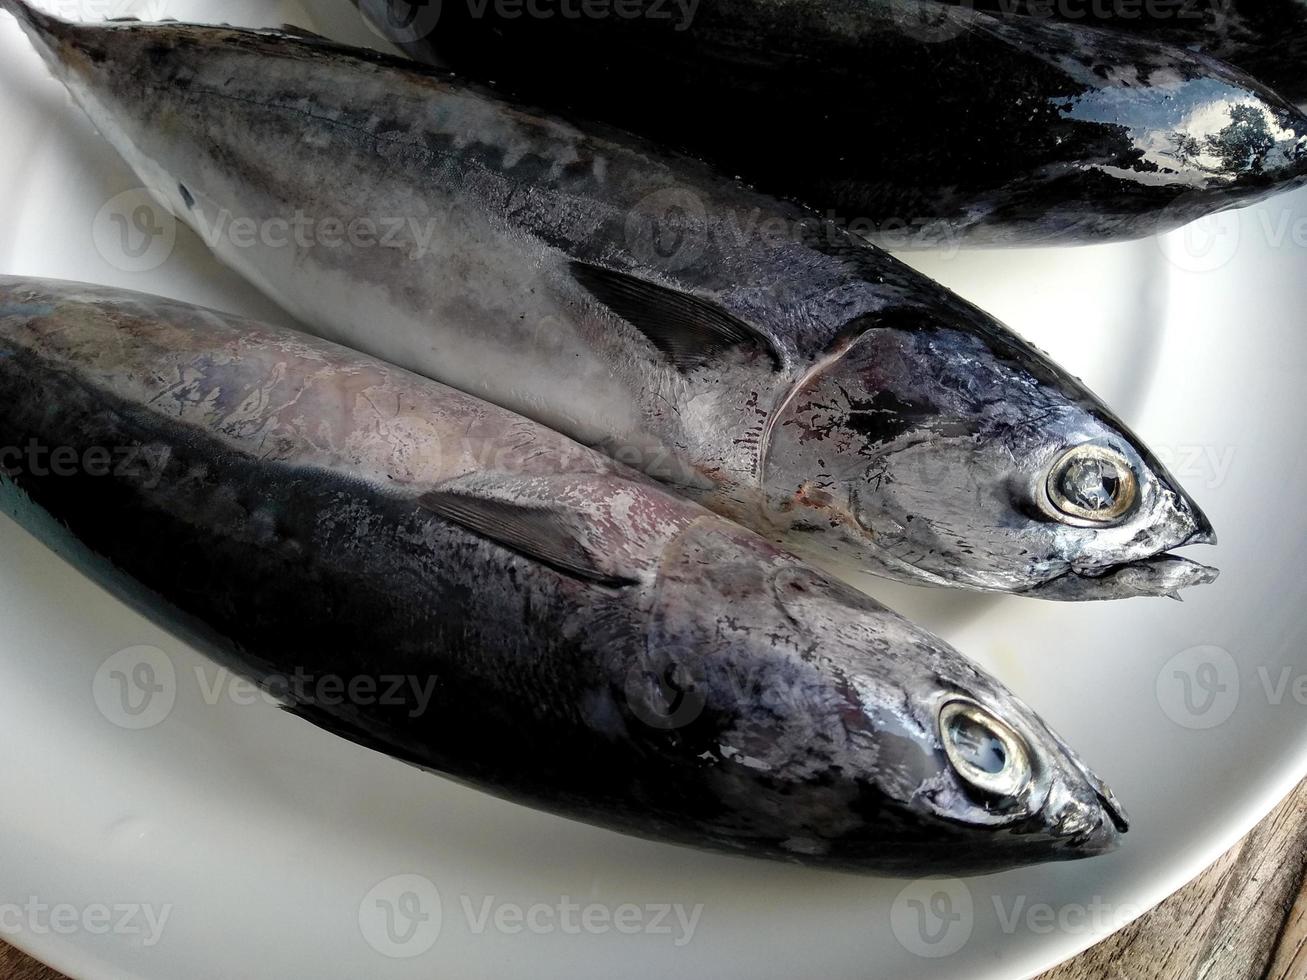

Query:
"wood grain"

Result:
[[1038, 778, 1307, 980], [4, 781, 1306, 979], [0, 941, 65, 980], [1265, 862, 1307, 980]]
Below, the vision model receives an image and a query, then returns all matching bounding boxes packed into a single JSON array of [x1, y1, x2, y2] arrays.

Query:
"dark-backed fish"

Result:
[[2, 1, 1218, 599], [941, 0, 1307, 109], [0, 275, 1128, 873], [355, 0, 1307, 245]]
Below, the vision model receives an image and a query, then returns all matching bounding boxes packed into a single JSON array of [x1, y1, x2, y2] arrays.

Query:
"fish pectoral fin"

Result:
[[570, 261, 782, 372], [418, 485, 639, 588]]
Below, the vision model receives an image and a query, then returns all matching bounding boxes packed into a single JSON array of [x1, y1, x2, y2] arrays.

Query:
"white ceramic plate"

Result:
[[1, 3, 1305, 978]]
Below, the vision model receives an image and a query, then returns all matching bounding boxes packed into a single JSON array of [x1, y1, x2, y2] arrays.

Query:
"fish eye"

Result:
[[1044, 445, 1139, 525], [939, 700, 1032, 802]]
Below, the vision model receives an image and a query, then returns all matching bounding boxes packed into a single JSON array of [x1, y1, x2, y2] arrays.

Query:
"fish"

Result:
[[938, 0, 1307, 109], [353, 0, 1307, 247], [1, 1, 1218, 600], [0, 275, 1128, 873]]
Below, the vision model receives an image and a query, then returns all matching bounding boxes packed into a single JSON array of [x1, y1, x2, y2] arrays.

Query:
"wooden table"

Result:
[[4, 781, 1305, 979]]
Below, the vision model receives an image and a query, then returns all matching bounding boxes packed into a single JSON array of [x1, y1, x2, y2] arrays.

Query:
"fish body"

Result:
[[3, 1, 1217, 598], [942, 0, 1307, 108], [356, 0, 1307, 246], [0, 275, 1127, 873]]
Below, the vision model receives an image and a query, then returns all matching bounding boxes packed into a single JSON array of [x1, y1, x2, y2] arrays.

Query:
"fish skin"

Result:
[[0, 275, 1127, 873], [355, 0, 1307, 246], [2, 1, 1216, 598], [939, 0, 1307, 109]]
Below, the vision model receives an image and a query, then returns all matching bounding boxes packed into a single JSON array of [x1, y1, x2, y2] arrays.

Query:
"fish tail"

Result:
[[0, 0, 59, 33], [1, 0, 77, 67]]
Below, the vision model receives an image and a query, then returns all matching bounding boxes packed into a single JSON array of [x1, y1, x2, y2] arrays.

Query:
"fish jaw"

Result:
[[1025, 554, 1220, 602]]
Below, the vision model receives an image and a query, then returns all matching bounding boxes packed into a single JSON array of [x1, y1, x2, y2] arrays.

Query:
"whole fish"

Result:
[[0, 275, 1128, 873], [939, 0, 1307, 109], [354, 0, 1307, 246], [3, 1, 1218, 600]]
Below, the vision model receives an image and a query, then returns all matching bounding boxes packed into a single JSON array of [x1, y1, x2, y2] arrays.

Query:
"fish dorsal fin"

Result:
[[570, 261, 782, 373], [418, 477, 640, 587]]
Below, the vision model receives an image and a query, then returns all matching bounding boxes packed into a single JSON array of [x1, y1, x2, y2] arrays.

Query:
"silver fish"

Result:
[[2, 1, 1217, 599], [0, 275, 1127, 873]]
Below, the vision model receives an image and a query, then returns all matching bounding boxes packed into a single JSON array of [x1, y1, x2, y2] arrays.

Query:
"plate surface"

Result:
[[1, 3, 1306, 978]]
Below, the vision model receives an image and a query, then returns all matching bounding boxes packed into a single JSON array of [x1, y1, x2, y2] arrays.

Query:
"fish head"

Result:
[[763, 312, 1216, 598], [645, 525, 1126, 871]]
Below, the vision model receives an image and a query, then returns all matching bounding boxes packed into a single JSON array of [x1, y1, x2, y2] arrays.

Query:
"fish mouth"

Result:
[[1026, 550, 1219, 602], [1094, 787, 1131, 835], [1055, 813, 1121, 857]]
